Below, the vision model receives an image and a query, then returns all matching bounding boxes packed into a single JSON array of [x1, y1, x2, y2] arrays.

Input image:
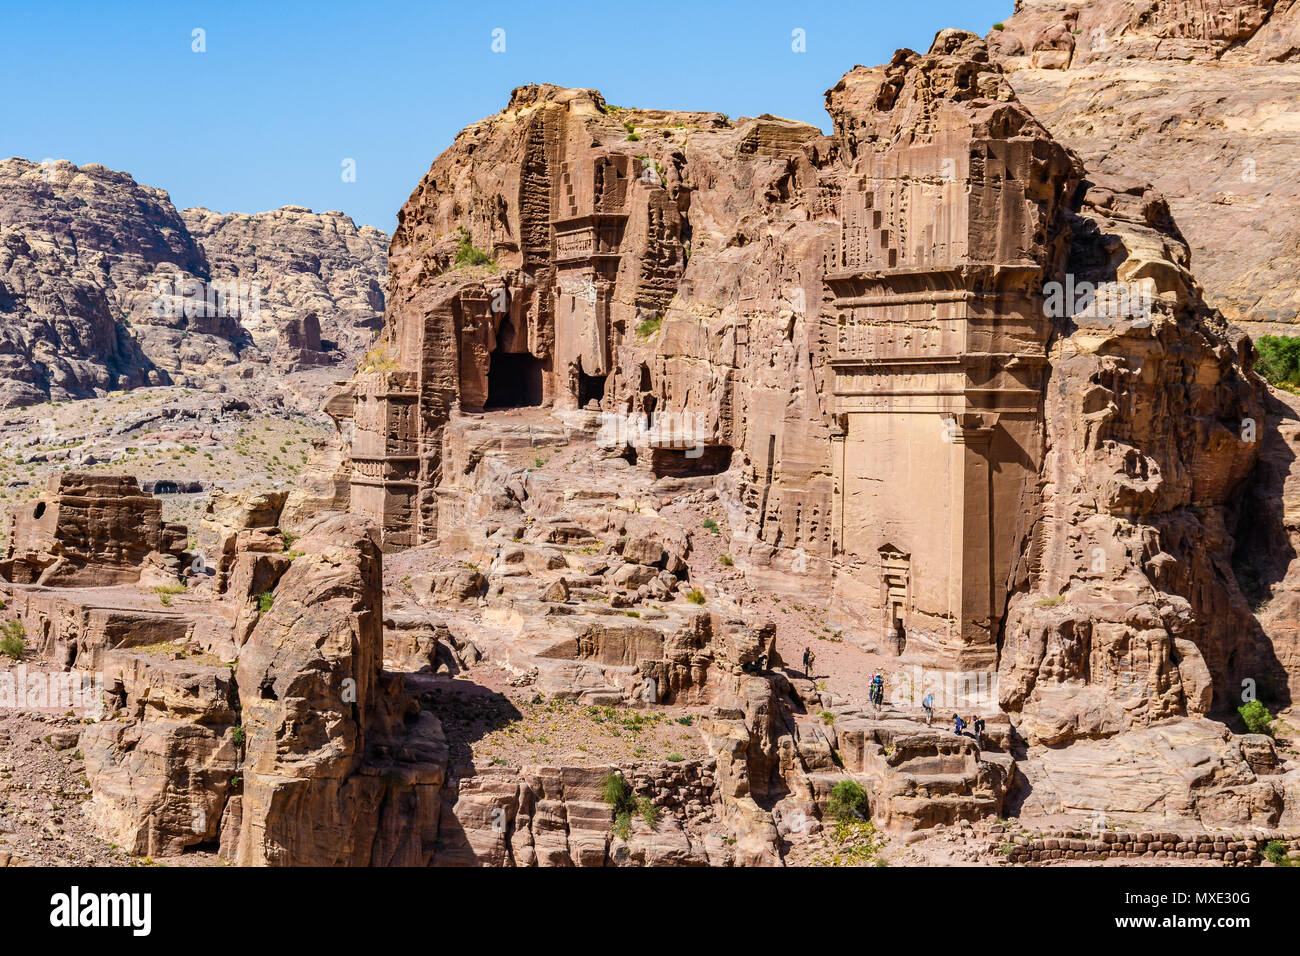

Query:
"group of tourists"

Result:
[[952, 713, 986, 746], [792, 653, 987, 749]]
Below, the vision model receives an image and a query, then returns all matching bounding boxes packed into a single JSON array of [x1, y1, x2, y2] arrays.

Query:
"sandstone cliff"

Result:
[[6, 16, 1300, 869], [0, 159, 186, 405], [987, 0, 1300, 333], [319, 26, 1295, 748]]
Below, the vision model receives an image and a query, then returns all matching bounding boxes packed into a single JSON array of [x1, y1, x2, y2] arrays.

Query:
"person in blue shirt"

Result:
[[922, 692, 934, 725]]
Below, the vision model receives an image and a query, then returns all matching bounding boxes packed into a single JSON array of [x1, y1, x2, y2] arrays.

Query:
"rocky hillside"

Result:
[[0, 157, 388, 407], [0, 159, 191, 406], [987, 0, 1300, 333], [1, 11, 1298, 871], [180, 205, 387, 360], [315, 23, 1297, 743]]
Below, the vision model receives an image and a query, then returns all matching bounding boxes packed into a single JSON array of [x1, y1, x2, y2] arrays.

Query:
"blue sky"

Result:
[[2, 0, 1014, 232]]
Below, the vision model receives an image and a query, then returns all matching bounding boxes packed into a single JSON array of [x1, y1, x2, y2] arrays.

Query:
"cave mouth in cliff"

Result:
[[486, 348, 545, 408], [649, 445, 732, 478], [577, 365, 606, 408]]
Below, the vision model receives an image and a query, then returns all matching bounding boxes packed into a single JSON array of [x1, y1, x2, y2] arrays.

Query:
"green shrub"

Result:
[[1239, 699, 1275, 736], [685, 588, 706, 605], [453, 227, 494, 268], [993, 22, 1005, 30], [0, 619, 26, 660], [828, 780, 869, 822], [1263, 840, 1293, 865], [602, 772, 635, 814], [636, 796, 660, 829], [720, 554, 734, 566], [603, 772, 660, 837], [257, 590, 275, 615], [636, 314, 662, 338], [613, 811, 632, 840], [666, 752, 684, 762], [702, 518, 719, 533], [1254, 335, 1300, 390], [231, 725, 246, 748]]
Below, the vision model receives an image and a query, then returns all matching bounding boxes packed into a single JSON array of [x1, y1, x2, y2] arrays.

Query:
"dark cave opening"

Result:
[[577, 365, 606, 408], [649, 445, 732, 478], [486, 349, 545, 408]]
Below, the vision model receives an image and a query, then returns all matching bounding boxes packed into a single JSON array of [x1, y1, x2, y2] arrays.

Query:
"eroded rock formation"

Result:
[[3, 473, 189, 586], [0, 158, 388, 405], [5, 14, 1300, 868], [180, 205, 387, 362], [317, 26, 1285, 737], [987, 0, 1300, 333]]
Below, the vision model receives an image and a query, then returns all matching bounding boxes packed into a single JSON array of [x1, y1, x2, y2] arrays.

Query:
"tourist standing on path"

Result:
[[922, 692, 934, 725]]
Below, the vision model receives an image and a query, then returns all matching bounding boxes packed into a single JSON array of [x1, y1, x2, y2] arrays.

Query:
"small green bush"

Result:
[[257, 590, 275, 615], [636, 796, 660, 829], [720, 554, 734, 566], [0, 619, 26, 660], [231, 725, 246, 748], [1254, 335, 1300, 390], [1263, 840, 1293, 865], [613, 811, 632, 840], [685, 588, 706, 605], [636, 315, 662, 338], [1239, 699, 1275, 736], [602, 772, 635, 813], [603, 772, 661, 836], [828, 780, 869, 822], [702, 518, 719, 534], [453, 227, 494, 268]]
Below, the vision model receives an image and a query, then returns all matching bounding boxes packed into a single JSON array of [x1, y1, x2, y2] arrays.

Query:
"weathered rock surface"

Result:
[[0, 158, 388, 405], [3, 473, 189, 586], [181, 205, 387, 362], [233, 514, 446, 865], [81, 653, 239, 856], [988, 0, 1300, 332], [6, 12, 1300, 869], [330, 28, 1290, 741], [997, 176, 1272, 743], [0, 159, 187, 404]]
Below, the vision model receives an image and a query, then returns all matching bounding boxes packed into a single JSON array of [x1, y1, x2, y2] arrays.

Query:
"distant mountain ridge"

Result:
[[0, 157, 388, 407]]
